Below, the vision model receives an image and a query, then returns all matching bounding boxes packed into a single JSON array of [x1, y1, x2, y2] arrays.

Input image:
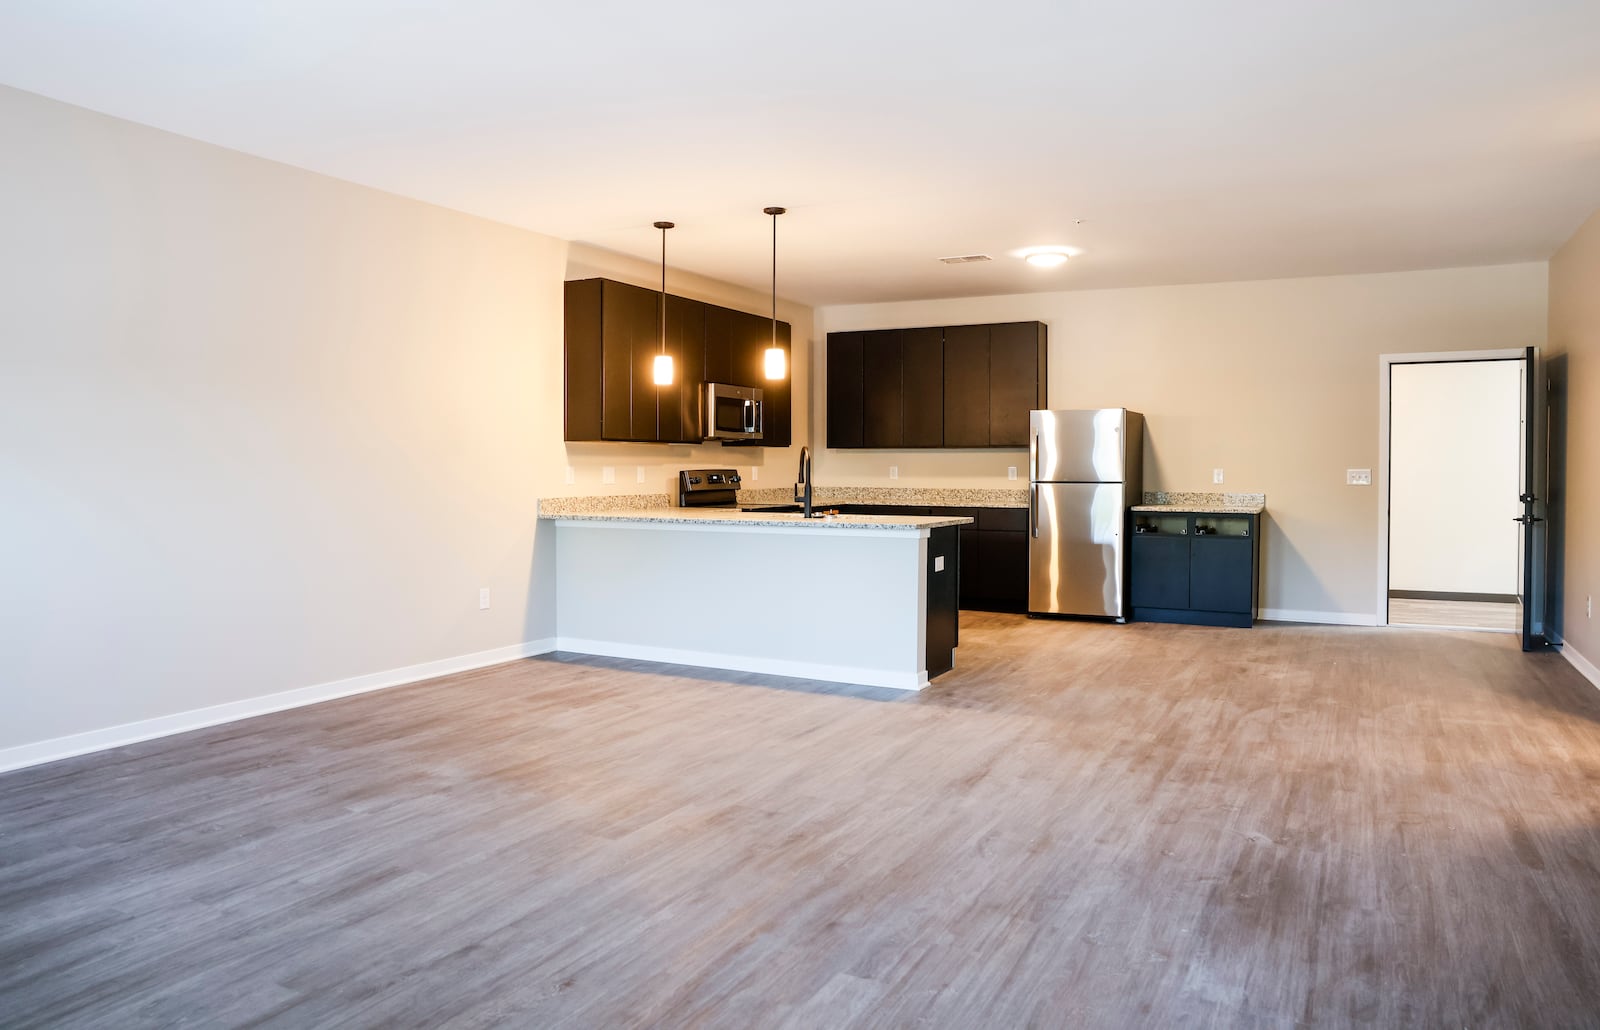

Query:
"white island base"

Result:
[[548, 510, 966, 690]]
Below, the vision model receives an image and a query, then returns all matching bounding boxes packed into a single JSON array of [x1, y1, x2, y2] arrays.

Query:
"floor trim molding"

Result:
[[553, 637, 927, 692], [1564, 642, 1600, 692], [1258, 608, 1379, 627], [0, 638, 558, 775]]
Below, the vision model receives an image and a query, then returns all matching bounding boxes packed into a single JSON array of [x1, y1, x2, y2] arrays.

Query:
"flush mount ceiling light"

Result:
[[1016, 245, 1082, 269], [763, 206, 787, 381], [652, 220, 674, 386]]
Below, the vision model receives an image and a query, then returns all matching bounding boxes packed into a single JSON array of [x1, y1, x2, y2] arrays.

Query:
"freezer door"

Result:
[[1029, 482, 1127, 617], [1030, 409, 1127, 484]]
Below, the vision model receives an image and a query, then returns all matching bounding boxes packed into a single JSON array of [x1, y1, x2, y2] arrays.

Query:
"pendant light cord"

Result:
[[660, 223, 668, 356], [770, 211, 777, 350]]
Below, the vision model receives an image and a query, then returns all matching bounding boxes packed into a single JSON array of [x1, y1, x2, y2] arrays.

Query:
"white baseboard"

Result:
[[0, 638, 558, 775], [553, 636, 927, 692], [1564, 642, 1600, 692], [1258, 608, 1379, 627]]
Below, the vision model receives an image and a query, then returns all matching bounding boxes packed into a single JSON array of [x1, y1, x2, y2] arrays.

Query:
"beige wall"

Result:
[[1549, 209, 1600, 663], [816, 265, 1548, 620], [0, 85, 811, 756]]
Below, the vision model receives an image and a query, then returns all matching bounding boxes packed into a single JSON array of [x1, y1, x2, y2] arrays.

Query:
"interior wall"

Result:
[[815, 264, 1548, 620], [1548, 208, 1600, 663], [1388, 361, 1523, 595], [0, 84, 562, 751], [562, 244, 811, 498]]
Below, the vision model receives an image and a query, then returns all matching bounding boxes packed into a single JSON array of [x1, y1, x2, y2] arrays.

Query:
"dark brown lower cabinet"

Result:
[[828, 505, 1028, 612], [933, 507, 1028, 612], [926, 526, 960, 676]]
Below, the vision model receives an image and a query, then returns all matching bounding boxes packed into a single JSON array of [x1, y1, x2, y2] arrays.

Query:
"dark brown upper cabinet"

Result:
[[565, 277, 790, 446], [942, 324, 991, 448], [722, 307, 791, 448], [988, 321, 1047, 446], [862, 330, 905, 448], [901, 327, 945, 448], [825, 321, 1045, 449], [826, 331, 865, 449]]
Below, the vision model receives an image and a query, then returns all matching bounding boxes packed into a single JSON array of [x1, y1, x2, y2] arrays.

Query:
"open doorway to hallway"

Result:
[[1387, 359, 1524, 632]]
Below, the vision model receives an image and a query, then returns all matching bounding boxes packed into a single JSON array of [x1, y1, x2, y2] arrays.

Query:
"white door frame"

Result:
[[1375, 347, 1527, 627]]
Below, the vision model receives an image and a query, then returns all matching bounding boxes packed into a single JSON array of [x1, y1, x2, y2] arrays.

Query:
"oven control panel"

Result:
[[677, 468, 743, 506]]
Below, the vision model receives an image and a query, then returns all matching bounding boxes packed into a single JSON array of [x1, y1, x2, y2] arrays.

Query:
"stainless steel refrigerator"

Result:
[[1028, 409, 1144, 619]]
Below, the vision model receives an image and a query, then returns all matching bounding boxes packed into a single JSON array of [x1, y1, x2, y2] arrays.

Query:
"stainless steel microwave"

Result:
[[702, 382, 763, 441]]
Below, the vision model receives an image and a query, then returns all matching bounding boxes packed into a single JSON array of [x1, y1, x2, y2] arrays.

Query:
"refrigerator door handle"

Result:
[[1030, 484, 1039, 538], [1031, 434, 1040, 482]]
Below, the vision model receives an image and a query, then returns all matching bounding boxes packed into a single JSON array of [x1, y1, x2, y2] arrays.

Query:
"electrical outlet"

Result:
[[1007, 466, 1018, 481], [564, 466, 575, 485], [602, 466, 615, 484], [478, 587, 490, 611], [751, 466, 759, 481], [1213, 468, 1224, 484], [636, 466, 646, 483], [1347, 469, 1372, 486], [889, 466, 899, 480]]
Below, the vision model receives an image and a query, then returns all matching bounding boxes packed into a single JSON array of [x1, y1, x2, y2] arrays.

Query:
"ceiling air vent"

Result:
[[938, 253, 993, 264]]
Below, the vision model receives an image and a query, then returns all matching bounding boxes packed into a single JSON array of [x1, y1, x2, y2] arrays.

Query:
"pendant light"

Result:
[[763, 206, 787, 380], [652, 220, 675, 386]]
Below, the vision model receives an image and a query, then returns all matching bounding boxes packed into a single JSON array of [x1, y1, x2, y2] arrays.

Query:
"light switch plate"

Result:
[[1007, 466, 1018, 481], [1213, 468, 1225, 484], [478, 587, 491, 610], [934, 555, 945, 572], [564, 466, 576, 485], [889, 466, 899, 480], [602, 466, 615, 484], [636, 466, 646, 483], [1347, 468, 1372, 486]]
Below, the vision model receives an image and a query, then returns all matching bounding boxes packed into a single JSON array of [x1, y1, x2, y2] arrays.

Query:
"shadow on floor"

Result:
[[528, 651, 915, 704]]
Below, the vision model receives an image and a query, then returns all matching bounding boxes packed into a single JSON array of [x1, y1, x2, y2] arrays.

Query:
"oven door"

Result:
[[703, 383, 764, 441]]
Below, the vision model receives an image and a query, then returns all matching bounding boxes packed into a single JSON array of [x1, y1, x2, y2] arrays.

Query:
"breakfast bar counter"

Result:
[[539, 503, 972, 690]]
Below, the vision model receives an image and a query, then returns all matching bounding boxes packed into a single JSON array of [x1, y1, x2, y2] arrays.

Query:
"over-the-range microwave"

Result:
[[702, 382, 763, 441]]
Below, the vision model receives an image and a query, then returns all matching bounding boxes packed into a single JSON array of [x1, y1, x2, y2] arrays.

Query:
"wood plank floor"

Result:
[[4, 614, 1600, 1027], [1389, 597, 1521, 632]]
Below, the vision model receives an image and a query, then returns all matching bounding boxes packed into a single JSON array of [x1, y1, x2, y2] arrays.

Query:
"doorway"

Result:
[[1376, 348, 1548, 646]]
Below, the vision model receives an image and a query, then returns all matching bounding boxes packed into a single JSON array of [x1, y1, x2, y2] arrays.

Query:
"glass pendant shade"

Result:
[[653, 353, 675, 386], [764, 346, 786, 380]]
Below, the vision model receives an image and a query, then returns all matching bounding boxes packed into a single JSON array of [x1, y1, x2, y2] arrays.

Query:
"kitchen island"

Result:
[[539, 504, 972, 690]]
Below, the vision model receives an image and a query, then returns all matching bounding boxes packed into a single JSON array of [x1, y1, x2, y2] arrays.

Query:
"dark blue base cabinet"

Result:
[[1129, 511, 1260, 628]]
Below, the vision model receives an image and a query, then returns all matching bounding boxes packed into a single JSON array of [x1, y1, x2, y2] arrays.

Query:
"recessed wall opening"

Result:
[[1387, 359, 1523, 632], [1376, 346, 1549, 649]]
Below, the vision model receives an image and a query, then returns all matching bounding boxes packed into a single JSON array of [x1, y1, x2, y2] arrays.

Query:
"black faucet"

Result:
[[795, 446, 813, 518]]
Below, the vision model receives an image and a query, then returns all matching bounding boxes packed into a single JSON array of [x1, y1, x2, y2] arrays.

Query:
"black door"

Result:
[[1517, 345, 1549, 650]]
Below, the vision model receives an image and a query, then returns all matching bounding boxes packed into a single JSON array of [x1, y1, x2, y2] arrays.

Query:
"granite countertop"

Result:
[[539, 505, 973, 532], [1129, 491, 1266, 515], [539, 486, 1029, 515]]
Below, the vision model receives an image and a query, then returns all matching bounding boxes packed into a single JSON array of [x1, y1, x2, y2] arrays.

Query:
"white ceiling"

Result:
[[1, 1, 1597, 306]]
